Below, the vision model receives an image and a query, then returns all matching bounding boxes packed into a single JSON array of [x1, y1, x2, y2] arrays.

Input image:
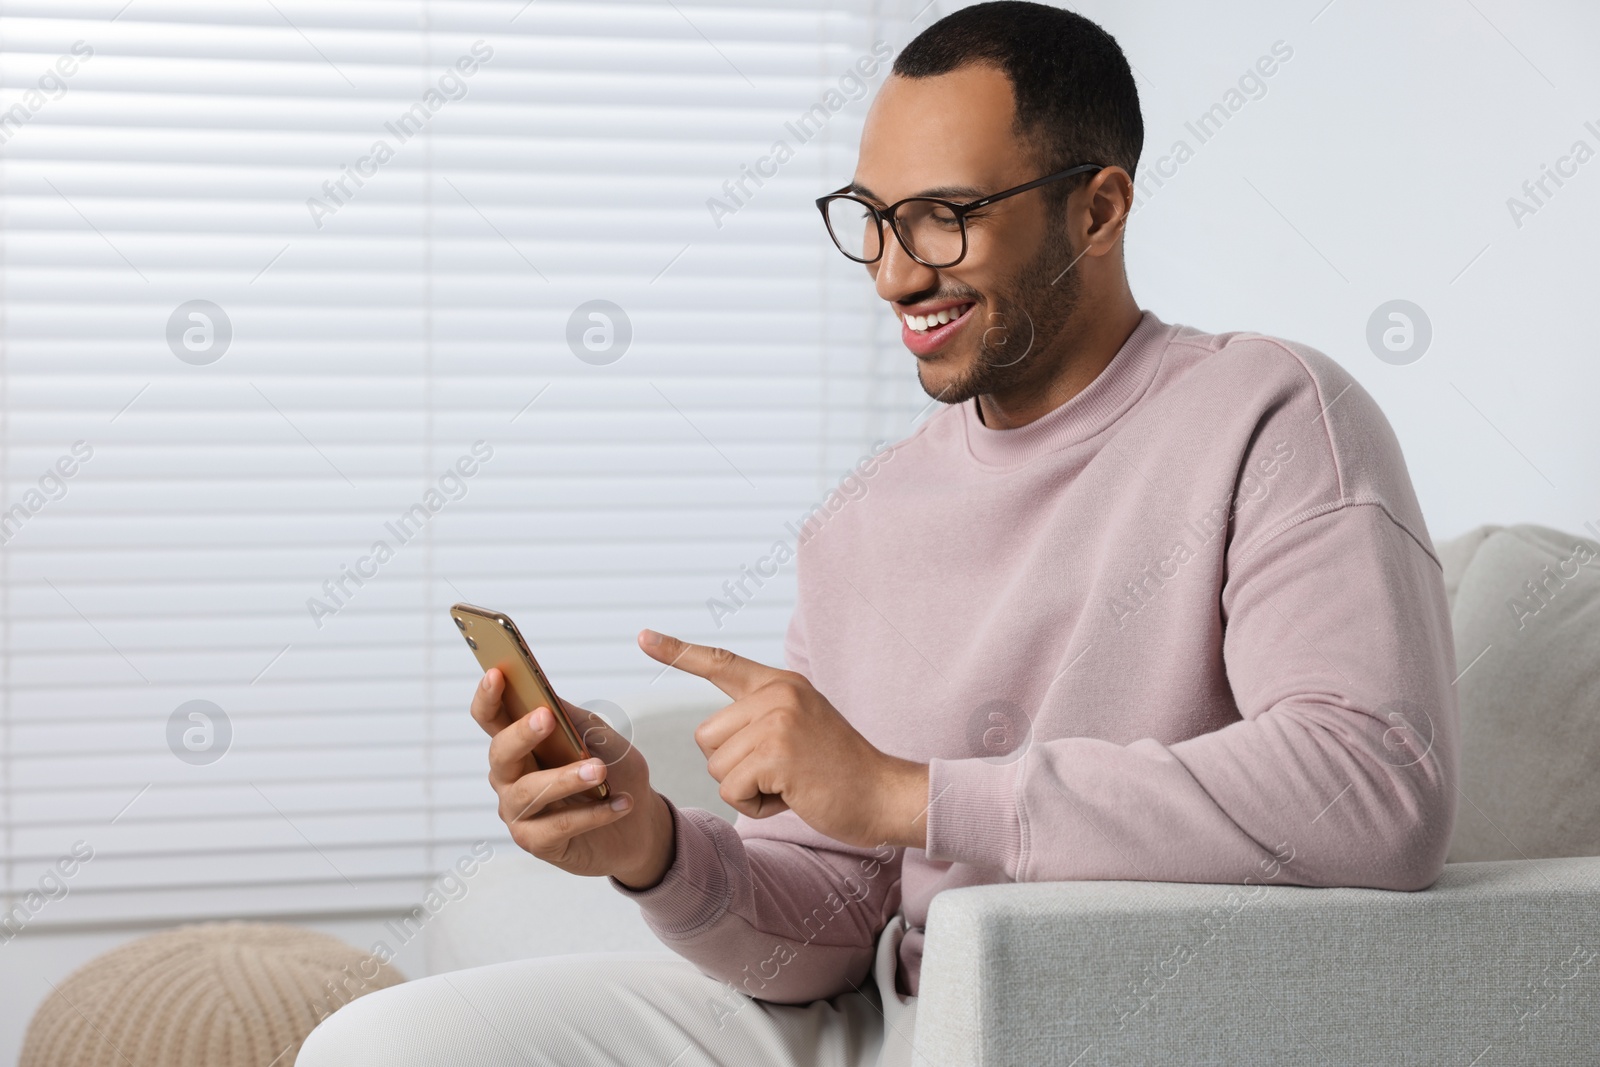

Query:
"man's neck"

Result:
[[975, 297, 1143, 430]]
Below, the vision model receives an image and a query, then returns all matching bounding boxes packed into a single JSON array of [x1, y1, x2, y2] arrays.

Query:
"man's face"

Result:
[[853, 64, 1085, 404]]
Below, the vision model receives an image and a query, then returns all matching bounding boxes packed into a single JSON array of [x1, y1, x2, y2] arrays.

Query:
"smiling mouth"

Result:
[[901, 302, 975, 333], [897, 301, 978, 357]]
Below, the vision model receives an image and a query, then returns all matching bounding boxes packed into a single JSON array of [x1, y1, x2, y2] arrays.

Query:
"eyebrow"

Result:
[[849, 181, 990, 205]]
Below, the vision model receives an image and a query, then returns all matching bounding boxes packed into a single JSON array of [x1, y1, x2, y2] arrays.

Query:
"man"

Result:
[[300, 3, 1456, 1064]]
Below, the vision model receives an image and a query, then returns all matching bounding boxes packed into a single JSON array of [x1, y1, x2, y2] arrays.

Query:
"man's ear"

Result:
[[1081, 166, 1132, 253]]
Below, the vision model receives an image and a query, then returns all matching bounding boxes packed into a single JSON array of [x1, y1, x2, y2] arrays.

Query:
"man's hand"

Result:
[[471, 669, 675, 889], [638, 629, 930, 850]]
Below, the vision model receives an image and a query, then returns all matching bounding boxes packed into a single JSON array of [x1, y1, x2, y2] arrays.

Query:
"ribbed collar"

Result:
[[961, 309, 1170, 468]]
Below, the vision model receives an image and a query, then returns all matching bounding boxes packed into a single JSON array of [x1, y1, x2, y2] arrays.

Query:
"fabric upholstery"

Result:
[[1437, 522, 1499, 614], [1445, 523, 1600, 861], [916, 857, 1600, 1066]]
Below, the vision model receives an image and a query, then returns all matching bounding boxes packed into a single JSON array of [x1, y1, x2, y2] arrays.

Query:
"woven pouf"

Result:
[[19, 921, 405, 1067]]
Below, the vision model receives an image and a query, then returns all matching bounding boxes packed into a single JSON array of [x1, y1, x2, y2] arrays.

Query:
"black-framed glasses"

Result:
[[816, 163, 1105, 268]]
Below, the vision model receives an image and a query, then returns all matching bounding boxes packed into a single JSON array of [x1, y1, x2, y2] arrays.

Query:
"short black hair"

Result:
[[893, 2, 1143, 188]]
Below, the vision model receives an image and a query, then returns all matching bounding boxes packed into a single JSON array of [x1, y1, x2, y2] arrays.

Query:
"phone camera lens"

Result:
[[453, 616, 467, 631], [465, 635, 478, 650]]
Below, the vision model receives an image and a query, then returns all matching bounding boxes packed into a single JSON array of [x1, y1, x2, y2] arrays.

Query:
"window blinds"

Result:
[[1, 0, 923, 928]]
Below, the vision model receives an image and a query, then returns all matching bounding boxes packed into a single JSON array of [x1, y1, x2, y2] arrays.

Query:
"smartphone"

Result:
[[449, 602, 609, 801]]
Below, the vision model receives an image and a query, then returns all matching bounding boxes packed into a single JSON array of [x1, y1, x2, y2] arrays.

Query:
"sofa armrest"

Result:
[[916, 857, 1600, 1066]]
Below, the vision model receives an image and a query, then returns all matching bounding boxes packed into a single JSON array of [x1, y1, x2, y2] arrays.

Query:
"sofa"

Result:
[[426, 523, 1600, 1064]]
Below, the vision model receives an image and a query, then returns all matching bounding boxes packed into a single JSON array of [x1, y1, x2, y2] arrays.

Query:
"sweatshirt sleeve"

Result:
[[611, 804, 902, 1004], [609, 598, 904, 1006], [924, 500, 1459, 892]]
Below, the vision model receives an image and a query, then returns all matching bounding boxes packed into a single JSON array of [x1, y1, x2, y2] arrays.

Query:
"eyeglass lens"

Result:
[[823, 197, 966, 266]]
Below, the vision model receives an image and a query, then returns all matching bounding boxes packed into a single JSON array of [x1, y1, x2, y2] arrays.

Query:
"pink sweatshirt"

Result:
[[615, 310, 1459, 1003]]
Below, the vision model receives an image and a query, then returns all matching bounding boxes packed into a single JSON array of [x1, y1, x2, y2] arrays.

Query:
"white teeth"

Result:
[[904, 304, 969, 333]]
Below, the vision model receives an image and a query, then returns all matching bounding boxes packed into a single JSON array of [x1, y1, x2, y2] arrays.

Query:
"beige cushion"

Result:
[[1437, 523, 1499, 615], [19, 922, 403, 1067], [628, 703, 737, 822], [1444, 523, 1600, 861]]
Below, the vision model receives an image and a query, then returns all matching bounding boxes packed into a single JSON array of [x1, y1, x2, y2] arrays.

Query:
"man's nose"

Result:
[[872, 220, 940, 305]]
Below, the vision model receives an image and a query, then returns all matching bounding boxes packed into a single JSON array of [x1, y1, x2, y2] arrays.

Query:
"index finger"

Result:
[[637, 630, 777, 700]]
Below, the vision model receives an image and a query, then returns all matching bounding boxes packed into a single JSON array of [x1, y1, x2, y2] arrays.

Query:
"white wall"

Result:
[[1066, 0, 1600, 541]]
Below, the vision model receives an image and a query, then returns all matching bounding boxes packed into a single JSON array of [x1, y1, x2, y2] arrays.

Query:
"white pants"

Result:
[[297, 917, 919, 1067]]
